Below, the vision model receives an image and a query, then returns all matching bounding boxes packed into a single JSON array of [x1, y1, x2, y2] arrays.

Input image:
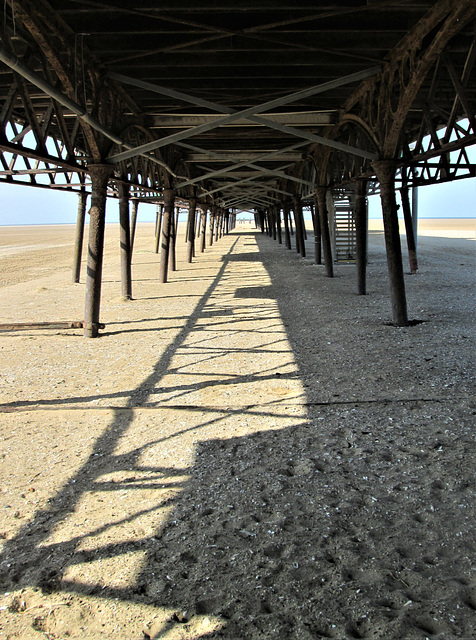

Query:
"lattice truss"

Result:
[[0, 0, 475, 201], [310, 10, 476, 190], [0, 0, 173, 198], [401, 44, 476, 186]]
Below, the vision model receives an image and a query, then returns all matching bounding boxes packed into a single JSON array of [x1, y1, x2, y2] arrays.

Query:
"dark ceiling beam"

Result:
[[175, 141, 309, 189], [202, 175, 294, 199], [147, 112, 335, 129], [183, 152, 304, 163], [71, 0, 416, 66], [107, 67, 380, 163]]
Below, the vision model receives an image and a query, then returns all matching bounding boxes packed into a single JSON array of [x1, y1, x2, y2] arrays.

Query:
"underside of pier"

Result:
[[0, 0, 475, 334]]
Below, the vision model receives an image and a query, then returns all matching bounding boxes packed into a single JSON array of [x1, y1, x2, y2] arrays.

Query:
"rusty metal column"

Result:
[[130, 200, 138, 254], [154, 204, 163, 253], [315, 187, 334, 278], [293, 195, 306, 257], [276, 206, 282, 244], [84, 164, 113, 338], [209, 208, 215, 246], [187, 198, 197, 263], [118, 182, 132, 300], [200, 207, 207, 252], [169, 206, 178, 272], [195, 208, 201, 239], [400, 186, 418, 274], [72, 190, 88, 283], [412, 187, 418, 250], [219, 211, 225, 238], [310, 197, 322, 265], [372, 161, 408, 326], [215, 210, 220, 242], [283, 201, 291, 249], [159, 189, 175, 283], [355, 179, 368, 295], [260, 211, 266, 233]]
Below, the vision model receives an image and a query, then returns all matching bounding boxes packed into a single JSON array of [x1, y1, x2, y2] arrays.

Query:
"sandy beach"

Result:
[[0, 218, 474, 639]]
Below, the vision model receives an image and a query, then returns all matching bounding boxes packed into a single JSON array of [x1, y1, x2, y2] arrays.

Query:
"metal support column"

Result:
[[400, 186, 418, 274], [315, 187, 334, 277], [209, 208, 215, 246], [372, 161, 408, 326], [187, 198, 197, 263], [130, 200, 138, 253], [276, 206, 282, 244], [154, 204, 163, 253], [83, 164, 113, 338], [283, 201, 291, 249], [72, 190, 88, 283], [215, 210, 220, 242], [169, 206, 178, 271], [118, 182, 132, 300], [200, 207, 207, 252], [412, 187, 418, 251], [310, 198, 322, 265], [355, 179, 368, 294], [293, 195, 306, 257], [159, 189, 175, 283]]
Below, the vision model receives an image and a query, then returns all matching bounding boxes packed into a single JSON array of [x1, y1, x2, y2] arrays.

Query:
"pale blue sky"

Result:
[[0, 177, 474, 225]]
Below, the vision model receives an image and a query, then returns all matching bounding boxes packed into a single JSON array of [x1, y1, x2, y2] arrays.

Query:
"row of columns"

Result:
[[72, 172, 236, 337], [260, 161, 418, 327]]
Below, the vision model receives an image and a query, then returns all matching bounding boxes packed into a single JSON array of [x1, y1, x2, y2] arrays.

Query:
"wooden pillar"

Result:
[[130, 200, 138, 253], [293, 195, 306, 257], [72, 190, 87, 283], [372, 161, 408, 326], [283, 201, 291, 249], [118, 182, 132, 300], [354, 179, 368, 295], [83, 164, 113, 338], [310, 198, 322, 265], [400, 186, 418, 274], [187, 198, 197, 263], [315, 187, 334, 278], [159, 189, 175, 283], [200, 207, 207, 252], [154, 204, 163, 253]]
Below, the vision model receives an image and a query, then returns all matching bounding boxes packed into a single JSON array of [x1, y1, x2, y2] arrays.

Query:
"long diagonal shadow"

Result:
[[1, 228, 474, 639], [0, 238, 243, 591]]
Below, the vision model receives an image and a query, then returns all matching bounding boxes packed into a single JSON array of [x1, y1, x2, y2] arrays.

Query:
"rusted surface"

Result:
[[310, 200, 322, 265], [354, 180, 368, 295], [400, 186, 419, 274], [187, 198, 197, 264], [315, 187, 334, 279], [72, 191, 87, 284], [372, 161, 408, 327], [159, 189, 175, 284], [83, 164, 113, 338], [118, 182, 132, 300], [0, 321, 97, 332]]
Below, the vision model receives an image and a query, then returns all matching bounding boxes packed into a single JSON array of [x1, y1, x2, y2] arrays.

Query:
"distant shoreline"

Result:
[[1, 217, 475, 228]]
